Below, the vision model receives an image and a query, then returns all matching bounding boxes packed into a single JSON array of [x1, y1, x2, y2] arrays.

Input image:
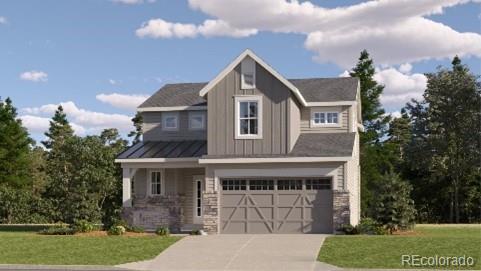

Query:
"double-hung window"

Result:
[[311, 111, 340, 127], [150, 170, 163, 196], [235, 96, 262, 139]]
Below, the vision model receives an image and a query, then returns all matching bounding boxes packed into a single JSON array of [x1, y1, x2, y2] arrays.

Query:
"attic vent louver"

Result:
[[241, 57, 255, 89]]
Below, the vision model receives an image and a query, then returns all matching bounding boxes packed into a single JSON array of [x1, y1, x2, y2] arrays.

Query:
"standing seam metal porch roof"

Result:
[[117, 140, 207, 159]]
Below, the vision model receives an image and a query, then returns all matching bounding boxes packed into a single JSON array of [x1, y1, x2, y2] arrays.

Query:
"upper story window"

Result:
[[311, 111, 340, 127], [162, 112, 179, 131], [241, 57, 256, 89], [189, 112, 206, 130], [235, 96, 263, 139]]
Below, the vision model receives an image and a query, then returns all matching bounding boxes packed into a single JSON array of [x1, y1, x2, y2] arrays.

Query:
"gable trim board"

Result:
[[198, 49, 309, 107]]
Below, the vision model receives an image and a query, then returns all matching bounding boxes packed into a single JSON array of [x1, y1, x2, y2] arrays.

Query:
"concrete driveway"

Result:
[[118, 234, 339, 271]]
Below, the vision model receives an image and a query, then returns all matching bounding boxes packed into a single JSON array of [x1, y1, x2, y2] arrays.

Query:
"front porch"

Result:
[[121, 166, 207, 232]]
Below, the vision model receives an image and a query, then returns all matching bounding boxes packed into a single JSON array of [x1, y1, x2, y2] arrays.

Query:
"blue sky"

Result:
[[1, 0, 480, 143]]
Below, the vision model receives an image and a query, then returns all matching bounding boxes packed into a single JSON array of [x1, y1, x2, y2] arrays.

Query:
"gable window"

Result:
[[162, 112, 179, 131], [235, 96, 263, 139], [150, 170, 164, 196], [189, 112, 206, 130], [241, 57, 256, 89], [311, 111, 340, 127]]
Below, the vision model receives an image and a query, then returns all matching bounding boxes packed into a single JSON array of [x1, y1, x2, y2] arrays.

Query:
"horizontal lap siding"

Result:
[[300, 106, 349, 133], [142, 111, 207, 141], [207, 63, 291, 156]]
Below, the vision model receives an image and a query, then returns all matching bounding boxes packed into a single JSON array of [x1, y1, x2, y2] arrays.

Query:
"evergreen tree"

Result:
[[42, 105, 74, 149], [0, 97, 34, 188], [422, 56, 480, 222], [350, 50, 389, 144], [128, 112, 143, 145], [349, 50, 392, 216]]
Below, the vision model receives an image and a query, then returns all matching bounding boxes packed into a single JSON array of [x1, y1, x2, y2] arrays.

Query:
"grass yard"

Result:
[[318, 224, 481, 269], [0, 231, 181, 265]]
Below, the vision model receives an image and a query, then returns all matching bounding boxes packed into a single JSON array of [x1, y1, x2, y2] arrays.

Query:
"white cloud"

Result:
[[111, 0, 150, 4], [145, 0, 481, 68], [135, 19, 257, 39], [19, 115, 86, 135], [21, 101, 133, 135], [96, 93, 148, 110], [19, 70, 48, 82], [338, 70, 350, 77], [108, 79, 118, 85], [399, 63, 413, 74], [0, 16, 7, 24], [374, 66, 427, 109]]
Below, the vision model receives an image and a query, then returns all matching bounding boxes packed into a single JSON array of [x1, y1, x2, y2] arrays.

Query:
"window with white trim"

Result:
[[312, 112, 339, 126], [162, 112, 178, 130], [150, 171, 163, 195], [235, 96, 262, 139], [189, 112, 206, 130]]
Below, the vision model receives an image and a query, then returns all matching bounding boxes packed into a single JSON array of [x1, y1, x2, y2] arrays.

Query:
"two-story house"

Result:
[[115, 49, 361, 234]]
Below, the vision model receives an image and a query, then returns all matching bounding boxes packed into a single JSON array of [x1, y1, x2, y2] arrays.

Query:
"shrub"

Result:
[[129, 226, 145, 233], [357, 218, 386, 235], [339, 224, 359, 235], [374, 172, 416, 234], [190, 229, 202, 235], [73, 220, 95, 233], [108, 225, 126, 236], [155, 226, 170, 236], [39, 224, 75, 235]]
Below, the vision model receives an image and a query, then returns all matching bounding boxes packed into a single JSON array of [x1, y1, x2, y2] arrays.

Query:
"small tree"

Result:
[[374, 172, 416, 233], [128, 112, 143, 145]]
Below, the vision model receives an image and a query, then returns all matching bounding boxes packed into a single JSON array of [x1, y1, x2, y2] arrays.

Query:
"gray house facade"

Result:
[[116, 49, 362, 234]]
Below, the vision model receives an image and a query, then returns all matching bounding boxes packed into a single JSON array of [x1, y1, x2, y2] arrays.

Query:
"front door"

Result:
[[193, 175, 204, 224]]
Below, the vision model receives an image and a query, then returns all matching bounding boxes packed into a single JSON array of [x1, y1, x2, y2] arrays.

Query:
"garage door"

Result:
[[220, 178, 333, 234]]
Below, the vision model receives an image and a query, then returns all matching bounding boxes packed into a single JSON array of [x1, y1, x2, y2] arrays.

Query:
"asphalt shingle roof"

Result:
[[138, 77, 358, 108]]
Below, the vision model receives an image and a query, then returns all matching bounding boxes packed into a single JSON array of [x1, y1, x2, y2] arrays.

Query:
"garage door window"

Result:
[[222, 179, 247, 190], [306, 179, 331, 190], [249, 179, 274, 190], [277, 179, 302, 190]]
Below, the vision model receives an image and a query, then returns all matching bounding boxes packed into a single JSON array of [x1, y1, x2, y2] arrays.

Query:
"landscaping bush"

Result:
[[374, 172, 416, 233], [155, 226, 170, 236], [39, 224, 75, 235], [0, 224, 57, 232], [190, 229, 201, 235], [339, 224, 359, 235], [129, 226, 145, 233], [73, 220, 95, 233], [357, 218, 387, 235], [107, 225, 125, 236]]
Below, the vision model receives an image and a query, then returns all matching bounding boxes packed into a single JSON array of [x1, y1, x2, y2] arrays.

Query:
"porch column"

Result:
[[122, 167, 132, 207]]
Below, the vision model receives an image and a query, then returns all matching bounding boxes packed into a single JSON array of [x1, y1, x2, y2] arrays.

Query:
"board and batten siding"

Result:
[[142, 111, 207, 141], [300, 106, 349, 133], [207, 63, 293, 156]]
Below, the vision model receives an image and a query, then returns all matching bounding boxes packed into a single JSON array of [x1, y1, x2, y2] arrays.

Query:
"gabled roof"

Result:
[[138, 77, 358, 110], [290, 78, 358, 103], [139, 83, 207, 109], [198, 49, 309, 106]]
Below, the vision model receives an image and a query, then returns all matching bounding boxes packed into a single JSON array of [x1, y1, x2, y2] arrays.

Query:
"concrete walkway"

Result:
[[118, 234, 340, 271]]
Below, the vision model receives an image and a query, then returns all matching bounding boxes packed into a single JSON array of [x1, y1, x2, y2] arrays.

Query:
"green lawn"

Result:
[[0, 231, 181, 265], [318, 224, 481, 269]]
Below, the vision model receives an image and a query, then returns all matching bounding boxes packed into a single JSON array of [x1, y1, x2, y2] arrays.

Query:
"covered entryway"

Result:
[[220, 178, 333, 234]]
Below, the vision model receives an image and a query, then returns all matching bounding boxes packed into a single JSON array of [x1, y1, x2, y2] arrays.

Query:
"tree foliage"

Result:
[[128, 112, 143, 145], [403, 56, 481, 223], [0, 98, 34, 188], [374, 172, 416, 233]]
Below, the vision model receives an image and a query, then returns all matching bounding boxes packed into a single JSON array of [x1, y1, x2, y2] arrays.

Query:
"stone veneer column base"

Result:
[[332, 190, 350, 232], [202, 192, 219, 234], [121, 195, 184, 232]]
